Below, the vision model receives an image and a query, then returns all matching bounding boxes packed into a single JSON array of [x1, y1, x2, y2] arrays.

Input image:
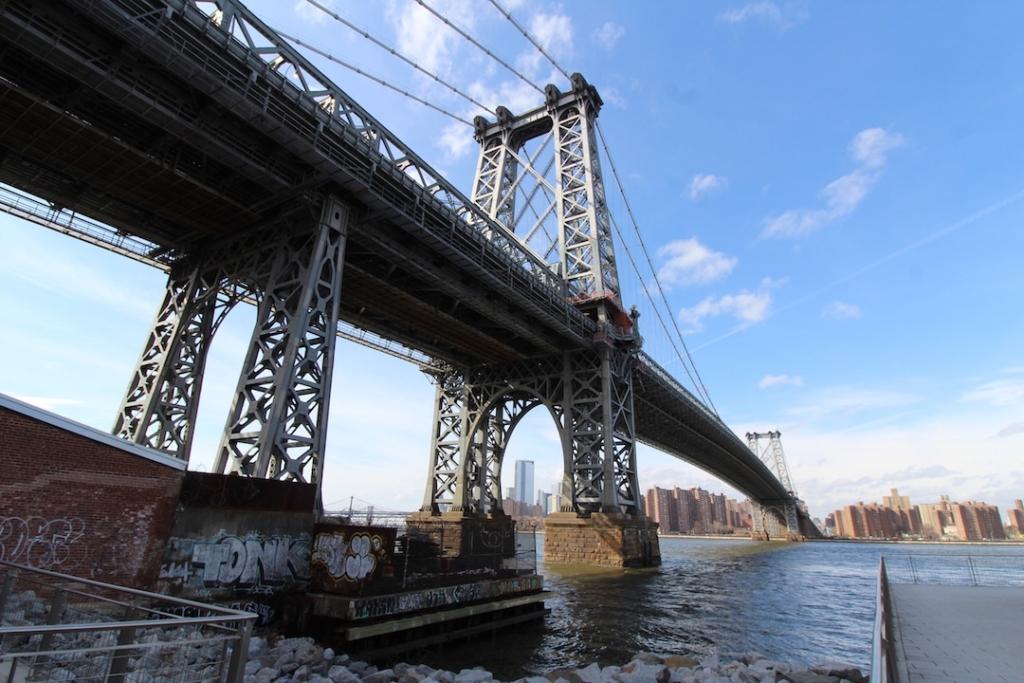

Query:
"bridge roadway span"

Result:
[[0, 0, 792, 504]]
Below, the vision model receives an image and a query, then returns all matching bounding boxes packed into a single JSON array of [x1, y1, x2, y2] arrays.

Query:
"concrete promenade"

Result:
[[890, 584, 1024, 682]]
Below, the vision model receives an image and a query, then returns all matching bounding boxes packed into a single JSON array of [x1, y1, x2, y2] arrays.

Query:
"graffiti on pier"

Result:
[[0, 516, 88, 570], [346, 575, 542, 621], [190, 534, 310, 589], [160, 532, 310, 599], [309, 525, 395, 594]]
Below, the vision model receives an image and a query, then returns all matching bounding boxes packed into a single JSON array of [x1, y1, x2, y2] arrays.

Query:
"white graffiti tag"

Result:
[[190, 535, 309, 589], [0, 517, 88, 570]]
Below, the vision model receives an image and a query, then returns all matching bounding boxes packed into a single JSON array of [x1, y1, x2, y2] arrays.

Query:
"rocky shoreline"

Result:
[[246, 635, 868, 683]]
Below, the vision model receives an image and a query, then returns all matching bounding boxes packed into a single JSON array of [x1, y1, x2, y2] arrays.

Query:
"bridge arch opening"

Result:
[[466, 386, 564, 518], [490, 397, 565, 521]]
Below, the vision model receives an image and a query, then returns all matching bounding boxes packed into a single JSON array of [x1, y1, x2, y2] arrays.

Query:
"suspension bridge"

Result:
[[0, 0, 817, 564]]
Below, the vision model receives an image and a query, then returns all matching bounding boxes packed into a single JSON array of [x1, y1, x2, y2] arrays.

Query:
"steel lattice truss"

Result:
[[421, 346, 641, 516], [471, 75, 619, 304], [746, 431, 800, 534]]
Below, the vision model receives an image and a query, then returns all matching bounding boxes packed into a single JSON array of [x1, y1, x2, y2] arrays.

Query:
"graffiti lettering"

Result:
[[311, 531, 386, 582], [343, 575, 542, 620], [190, 535, 309, 589], [0, 517, 87, 570]]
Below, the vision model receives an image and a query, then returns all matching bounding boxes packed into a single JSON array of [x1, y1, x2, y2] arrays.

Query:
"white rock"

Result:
[[330, 665, 364, 683], [576, 663, 604, 683], [453, 669, 493, 683]]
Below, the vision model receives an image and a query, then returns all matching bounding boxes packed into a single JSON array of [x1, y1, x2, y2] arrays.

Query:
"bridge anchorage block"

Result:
[[404, 510, 517, 563], [543, 512, 661, 568]]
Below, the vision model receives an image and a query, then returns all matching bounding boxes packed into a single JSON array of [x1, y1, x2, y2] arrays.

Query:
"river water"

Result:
[[430, 536, 1024, 680]]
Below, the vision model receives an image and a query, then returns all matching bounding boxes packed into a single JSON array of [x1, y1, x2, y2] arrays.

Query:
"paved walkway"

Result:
[[890, 584, 1024, 682]]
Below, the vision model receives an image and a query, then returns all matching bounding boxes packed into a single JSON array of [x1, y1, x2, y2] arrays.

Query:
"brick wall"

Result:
[[0, 395, 185, 589]]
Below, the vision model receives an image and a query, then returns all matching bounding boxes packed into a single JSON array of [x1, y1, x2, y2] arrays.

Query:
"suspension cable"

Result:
[[300, 0, 496, 116], [596, 122, 718, 414], [486, 0, 572, 82], [412, 0, 544, 95], [278, 32, 474, 126]]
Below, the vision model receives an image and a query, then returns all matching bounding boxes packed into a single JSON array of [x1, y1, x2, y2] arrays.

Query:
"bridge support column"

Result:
[[114, 264, 231, 460], [215, 196, 350, 492], [544, 512, 659, 567]]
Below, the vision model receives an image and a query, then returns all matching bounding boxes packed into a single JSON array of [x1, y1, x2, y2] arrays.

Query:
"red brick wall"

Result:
[[0, 400, 185, 589]]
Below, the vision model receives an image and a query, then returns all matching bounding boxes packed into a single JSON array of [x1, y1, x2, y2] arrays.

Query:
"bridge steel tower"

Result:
[[746, 431, 803, 540], [409, 75, 659, 567], [115, 197, 351, 505]]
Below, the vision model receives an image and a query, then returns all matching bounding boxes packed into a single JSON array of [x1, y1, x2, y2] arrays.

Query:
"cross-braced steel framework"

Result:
[[420, 347, 642, 516], [421, 76, 641, 517], [747, 431, 801, 535], [116, 197, 350, 491], [471, 74, 619, 304]]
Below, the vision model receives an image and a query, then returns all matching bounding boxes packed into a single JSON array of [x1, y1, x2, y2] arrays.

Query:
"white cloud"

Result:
[[686, 173, 728, 201], [782, 387, 922, 425], [850, 127, 906, 168], [759, 374, 804, 389], [718, 1, 784, 25], [389, 0, 480, 75], [438, 120, 475, 158], [518, 13, 574, 75], [961, 379, 1024, 407], [993, 421, 1024, 439], [294, 0, 327, 24], [593, 22, 625, 50], [678, 288, 773, 333], [600, 86, 626, 108], [656, 238, 737, 287], [822, 301, 863, 319], [761, 128, 903, 240]]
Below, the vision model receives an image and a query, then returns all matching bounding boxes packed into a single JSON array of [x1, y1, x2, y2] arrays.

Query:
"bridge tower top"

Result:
[[746, 431, 798, 498], [471, 74, 626, 332]]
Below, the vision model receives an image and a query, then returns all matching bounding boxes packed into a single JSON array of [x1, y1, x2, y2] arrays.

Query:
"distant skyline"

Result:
[[2, 1, 1023, 519]]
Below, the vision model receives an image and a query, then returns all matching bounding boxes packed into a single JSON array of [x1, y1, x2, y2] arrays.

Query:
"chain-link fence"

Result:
[[1, 560, 255, 683]]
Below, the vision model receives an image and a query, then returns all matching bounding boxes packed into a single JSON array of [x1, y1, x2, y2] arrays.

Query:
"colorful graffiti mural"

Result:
[[309, 525, 395, 594]]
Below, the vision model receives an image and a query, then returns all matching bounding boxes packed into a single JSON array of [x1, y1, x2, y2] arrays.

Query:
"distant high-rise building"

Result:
[[1008, 500, 1024, 535], [514, 460, 534, 506]]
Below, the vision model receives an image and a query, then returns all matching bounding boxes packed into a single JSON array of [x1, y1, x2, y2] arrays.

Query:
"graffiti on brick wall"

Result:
[[311, 531, 387, 582], [0, 516, 88, 570]]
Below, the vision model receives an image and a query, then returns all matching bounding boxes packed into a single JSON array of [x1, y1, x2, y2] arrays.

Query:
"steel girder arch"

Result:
[[419, 346, 642, 517], [419, 355, 564, 514], [750, 499, 801, 538]]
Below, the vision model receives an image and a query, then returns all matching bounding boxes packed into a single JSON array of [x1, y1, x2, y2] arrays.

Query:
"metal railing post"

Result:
[[106, 599, 142, 683], [224, 617, 253, 683]]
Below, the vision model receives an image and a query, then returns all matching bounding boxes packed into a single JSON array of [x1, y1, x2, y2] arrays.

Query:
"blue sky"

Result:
[[2, 0, 1023, 521]]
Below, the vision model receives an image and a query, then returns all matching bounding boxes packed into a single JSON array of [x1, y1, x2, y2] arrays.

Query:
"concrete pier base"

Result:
[[405, 510, 516, 558], [543, 512, 660, 567]]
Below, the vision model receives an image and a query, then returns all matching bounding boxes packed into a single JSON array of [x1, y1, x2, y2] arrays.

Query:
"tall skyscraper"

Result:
[[514, 460, 534, 506]]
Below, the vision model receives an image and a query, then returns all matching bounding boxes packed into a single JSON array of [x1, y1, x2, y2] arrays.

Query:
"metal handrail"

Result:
[[871, 557, 896, 683], [0, 561, 255, 683]]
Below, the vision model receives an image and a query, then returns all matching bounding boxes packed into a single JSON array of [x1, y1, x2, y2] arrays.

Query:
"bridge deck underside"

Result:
[[0, 0, 801, 514], [632, 363, 791, 502], [0, 0, 595, 368]]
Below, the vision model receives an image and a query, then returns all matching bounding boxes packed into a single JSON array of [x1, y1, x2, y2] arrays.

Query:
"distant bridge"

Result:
[[0, 0, 812, 543]]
